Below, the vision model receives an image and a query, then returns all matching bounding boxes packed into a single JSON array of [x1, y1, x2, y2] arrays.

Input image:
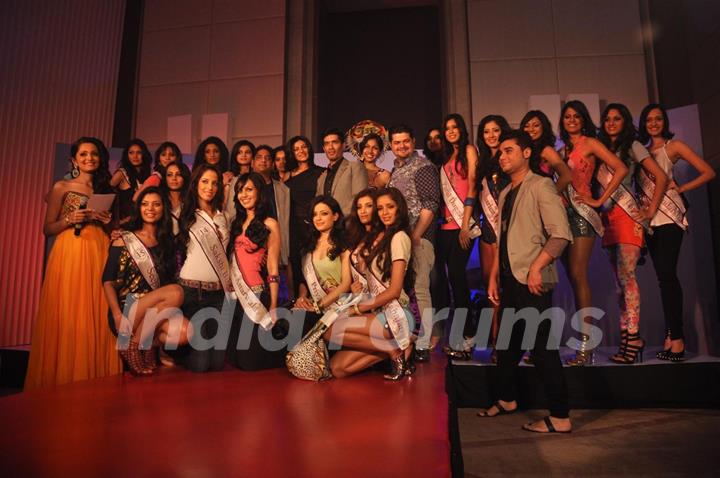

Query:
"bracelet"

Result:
[[64, 215, 71, 225], [312, 300, 322, 314], [463, 197, 477, 207], [267, 275, 280, 283], [353, 303, 361, 315]]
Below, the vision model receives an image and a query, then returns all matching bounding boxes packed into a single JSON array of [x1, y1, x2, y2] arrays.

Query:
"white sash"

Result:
[[350, 262, 368, 293], [121, 231, 161, 290], [480, 177, 499, 238], [564, 183, 604, 236], [440, 166, 481, 238], [637, 167, 688, 230], [188, 211, 232, 292], [366, 271, 410, 351], [596, 163, 651, 233], [119, 167, 141, 189], [302, 253, 328, 305], [230, 253, 273, 330]]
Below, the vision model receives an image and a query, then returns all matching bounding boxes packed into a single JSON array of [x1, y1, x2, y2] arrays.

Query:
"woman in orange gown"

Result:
[[24, 137, 122, 390]]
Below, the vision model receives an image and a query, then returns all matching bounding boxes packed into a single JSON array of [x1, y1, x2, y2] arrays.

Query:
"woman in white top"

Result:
[[176, 163, 231, 372], [323, 187, 415, 381], [638, 104, 716, 362]]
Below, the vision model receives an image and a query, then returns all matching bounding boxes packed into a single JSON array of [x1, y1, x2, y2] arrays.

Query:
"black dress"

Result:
[[285, 166, 324, 293]]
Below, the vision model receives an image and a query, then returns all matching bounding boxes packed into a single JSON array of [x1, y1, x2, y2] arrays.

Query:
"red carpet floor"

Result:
[[0, 355, 450, 477]]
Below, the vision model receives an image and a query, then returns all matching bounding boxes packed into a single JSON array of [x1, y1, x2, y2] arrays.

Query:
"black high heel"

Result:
[[384, 354, 409, 381], [610, 332, 645, 364], [656, 330, 672, 360], [611, 329, 628, 361]]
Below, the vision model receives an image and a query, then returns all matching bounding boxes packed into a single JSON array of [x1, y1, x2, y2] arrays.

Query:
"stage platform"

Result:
[[0, 355, 451, 477], [446, 346, 720, 410]]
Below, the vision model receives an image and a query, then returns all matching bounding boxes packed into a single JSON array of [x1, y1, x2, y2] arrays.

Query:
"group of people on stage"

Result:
[[24, 100, 714, 431]]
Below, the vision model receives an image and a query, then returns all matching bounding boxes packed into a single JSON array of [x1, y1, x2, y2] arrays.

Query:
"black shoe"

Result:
[[414, 348, 431, 363]]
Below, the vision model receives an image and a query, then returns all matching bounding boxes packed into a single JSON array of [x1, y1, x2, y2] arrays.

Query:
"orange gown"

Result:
[[24, 191, 122, 390]]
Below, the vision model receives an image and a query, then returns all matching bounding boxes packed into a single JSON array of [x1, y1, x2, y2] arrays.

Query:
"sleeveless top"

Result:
[[441, 156, 469, 230], [313, 255, 342, 291], [234, 232, 266, 289], [649, 140, 685, 228], [566, 136, 595, 197]]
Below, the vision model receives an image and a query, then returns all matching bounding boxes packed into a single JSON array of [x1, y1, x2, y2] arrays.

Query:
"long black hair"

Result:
[[599, 103, 637, 166], [476, 114, 511, 181], [176, 164, 224, 258], [422, 126, 443, 167], [363, 187, 415, 286], [70, 136, 112, 193], [119, 138, 152, 188], [346, 188, 382, 250], [227, 173, 271, 258], [441, 113, 473, 178], [193, 136, 229, 173], [153, 141, 183, 171], [229, 140, 256, 175], [285, 135, 315, 172], [638, 103, 675, 145], [301, 195, 346, 260], [559, 100, 597, 153], [160, 160, 191, 198], [520, 110, 556, 176], [126, 186, 177, 279]]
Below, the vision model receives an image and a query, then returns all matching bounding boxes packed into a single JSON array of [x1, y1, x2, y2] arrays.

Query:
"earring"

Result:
[[71, 165, 80, 178]]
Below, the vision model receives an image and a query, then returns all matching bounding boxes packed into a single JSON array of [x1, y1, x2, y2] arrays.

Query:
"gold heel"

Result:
[[566, 335, 594, 366]]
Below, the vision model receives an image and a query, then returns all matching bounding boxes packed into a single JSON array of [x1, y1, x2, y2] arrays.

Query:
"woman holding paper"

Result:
[[102, 187, 192, 376], [598, 104, 667, 364], [558, 100, 628, 366], [175, 163, 231, 373], [437, 114, 480, 360], [25, 137, 122, 389], [322, 188, 416, 381], [638, 103, 716, 362], [226, 173, 285, 370]]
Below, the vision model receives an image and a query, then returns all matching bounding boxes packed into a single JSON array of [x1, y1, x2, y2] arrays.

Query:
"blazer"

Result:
[[497, 171, 572, 286], [224, 177, 291, 266], [316, 158, 368, 216]]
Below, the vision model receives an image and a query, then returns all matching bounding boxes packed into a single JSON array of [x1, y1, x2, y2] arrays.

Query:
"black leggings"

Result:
[[436, 229, 476, 337], [646, 223, 685, 340]]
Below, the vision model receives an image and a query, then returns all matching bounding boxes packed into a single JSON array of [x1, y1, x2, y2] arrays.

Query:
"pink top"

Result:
[[142, 172, 162, 188], [566, 136, 594, 197], [440, 156, 469, 230], [234, 232, 266, 288]]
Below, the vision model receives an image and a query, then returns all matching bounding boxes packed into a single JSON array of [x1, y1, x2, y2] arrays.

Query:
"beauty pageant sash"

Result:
[[564, 183, 604, 236], [441, 166, 481, 238], [121, 231, 161, 290], [230, 253, 273, 330], [302, 253, 328, 305], [366, 270, 410, 351], [188, 211, 232, 292], [596, 163, 651, 233], [480, 177, 499, 238], [636, 167, 688, 230], [350, 249, 368, 292]]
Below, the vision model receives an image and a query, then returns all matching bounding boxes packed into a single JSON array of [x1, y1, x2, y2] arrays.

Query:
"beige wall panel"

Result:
[[470, 59, 558, 125], [139, 26, 211, 86], [144, 0, 212, 31], [552, 0, 644, 57], [467, 0, 555, 61], [136, 83, 209, 143], [208, 75, 284, 138], [556, 55, 648, 114], [210, 18, 285, 80], [213, 0, 285, 22], [230, 135, 285, 148]]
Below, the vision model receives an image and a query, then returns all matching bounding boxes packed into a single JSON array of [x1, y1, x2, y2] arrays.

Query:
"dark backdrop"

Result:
[[316, 5, 442, 145]]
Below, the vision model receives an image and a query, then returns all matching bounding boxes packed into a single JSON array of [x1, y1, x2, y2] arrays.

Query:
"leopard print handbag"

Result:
[[286, 320, 333, 381]]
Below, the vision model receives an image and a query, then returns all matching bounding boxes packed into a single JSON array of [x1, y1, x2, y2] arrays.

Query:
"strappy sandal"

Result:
[[522, 416, 572, 434], [477, 401, 517, 417]]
